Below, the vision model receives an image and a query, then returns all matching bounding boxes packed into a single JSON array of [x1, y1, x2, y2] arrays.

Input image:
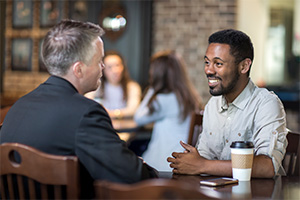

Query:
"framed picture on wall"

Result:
[[12, 0, 33, 28], [11, 38, 32, 71], [69, 0, 88, 22], [40, 0, 63, 27]]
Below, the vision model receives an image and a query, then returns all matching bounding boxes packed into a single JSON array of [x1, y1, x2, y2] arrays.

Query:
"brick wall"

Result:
[[3, 71, 49, 99], [152, 0, 237, 104]]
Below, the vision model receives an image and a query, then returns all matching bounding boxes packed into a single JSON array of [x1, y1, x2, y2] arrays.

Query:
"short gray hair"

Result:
[[41, 19, 104, 76]]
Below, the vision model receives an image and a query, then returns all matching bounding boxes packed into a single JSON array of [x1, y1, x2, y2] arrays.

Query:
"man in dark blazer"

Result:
[[0, 19, 157, 198]]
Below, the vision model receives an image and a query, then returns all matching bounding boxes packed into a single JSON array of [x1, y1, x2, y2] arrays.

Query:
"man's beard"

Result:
[[209, 69, 240, 96]]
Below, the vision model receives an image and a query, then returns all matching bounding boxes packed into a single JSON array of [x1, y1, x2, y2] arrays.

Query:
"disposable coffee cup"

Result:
[[230, 141, 254, 181]]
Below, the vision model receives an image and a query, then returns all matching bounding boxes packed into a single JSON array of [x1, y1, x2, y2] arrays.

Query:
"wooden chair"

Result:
[[187, 110, 203, 146], [94, 179, 215, 199], [282, 130, 300, 176], [0, 143, 80, 199]]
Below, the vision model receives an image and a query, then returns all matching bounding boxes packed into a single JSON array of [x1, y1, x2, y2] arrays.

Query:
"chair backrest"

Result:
[[187, 110, 203, 146], [282, 130, 300, 176], [94, 179, 215, 199], [0, 143, 80, 199]]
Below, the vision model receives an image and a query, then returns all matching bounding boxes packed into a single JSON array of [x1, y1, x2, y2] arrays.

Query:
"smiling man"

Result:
[[167, 29, 288, 178]]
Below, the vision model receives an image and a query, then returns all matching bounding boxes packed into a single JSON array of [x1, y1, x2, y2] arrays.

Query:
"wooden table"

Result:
[[112, 118, 139, 132], [158, 172, 300, 199]]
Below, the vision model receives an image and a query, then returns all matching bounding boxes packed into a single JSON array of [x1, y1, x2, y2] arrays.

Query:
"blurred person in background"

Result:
[[86, 50, 141, 118], [134, 50, 203, 172]]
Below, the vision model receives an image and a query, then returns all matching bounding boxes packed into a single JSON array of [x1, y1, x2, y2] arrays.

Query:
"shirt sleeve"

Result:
[[252, 94, 288, 175], [75, 103, 147, 183], [134, 88, 165, 125], [119, 81, 142, 117]]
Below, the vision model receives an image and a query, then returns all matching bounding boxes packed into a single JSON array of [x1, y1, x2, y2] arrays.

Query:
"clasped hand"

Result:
[[167, 141, 207, 175]]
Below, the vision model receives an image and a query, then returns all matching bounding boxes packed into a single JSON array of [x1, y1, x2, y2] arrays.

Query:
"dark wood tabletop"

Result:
[[158, 172, 300, 199]]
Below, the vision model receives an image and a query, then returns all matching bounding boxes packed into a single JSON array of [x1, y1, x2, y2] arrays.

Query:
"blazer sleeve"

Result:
[[119, 81, 142, 118], [74, 103, 156, 183]]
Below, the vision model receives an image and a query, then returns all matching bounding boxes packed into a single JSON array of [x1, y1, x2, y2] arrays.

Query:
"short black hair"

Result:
[[208, 29, 254, 76]]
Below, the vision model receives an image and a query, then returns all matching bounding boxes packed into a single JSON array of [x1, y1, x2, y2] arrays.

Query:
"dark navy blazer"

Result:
[[0, 76, 155, 198]]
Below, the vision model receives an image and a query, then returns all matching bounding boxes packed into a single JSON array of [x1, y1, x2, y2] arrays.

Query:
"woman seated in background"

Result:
[[134, 50, 203, 171], [86, 50, 141, 118]]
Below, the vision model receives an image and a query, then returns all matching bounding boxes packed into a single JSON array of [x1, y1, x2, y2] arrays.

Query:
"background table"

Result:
[[112, 118, 139, 132], [112, 118, 138, 142], [112, 118, 153, 155]]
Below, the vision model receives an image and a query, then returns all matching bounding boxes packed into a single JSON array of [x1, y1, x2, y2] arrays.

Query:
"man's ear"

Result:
[[72, 61, 84, 78], [239, 58, 251, 75]]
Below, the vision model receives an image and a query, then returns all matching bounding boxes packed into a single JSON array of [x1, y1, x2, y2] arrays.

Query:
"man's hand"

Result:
[[168, 141, 275, 178], [167, 141, 206, 175]]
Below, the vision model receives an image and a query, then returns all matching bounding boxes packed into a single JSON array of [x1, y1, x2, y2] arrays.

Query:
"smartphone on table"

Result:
[[200, 177, 238, 186]]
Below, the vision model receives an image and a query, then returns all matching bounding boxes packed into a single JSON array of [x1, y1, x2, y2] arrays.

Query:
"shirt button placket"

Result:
[[225, 110, 232, 146]]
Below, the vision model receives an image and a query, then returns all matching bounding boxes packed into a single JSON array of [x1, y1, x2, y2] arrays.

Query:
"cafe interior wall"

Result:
[[237, 0, 299, 132], [0, 0, 152, 104], [0, 0, 237, 106]]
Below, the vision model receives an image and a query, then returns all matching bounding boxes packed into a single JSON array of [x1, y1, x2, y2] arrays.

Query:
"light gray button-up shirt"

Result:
[[196, 79, 288, 175]]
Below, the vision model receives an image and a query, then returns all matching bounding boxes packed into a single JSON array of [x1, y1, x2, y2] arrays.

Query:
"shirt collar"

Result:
[[219, 79, 256, 112], [219, 97, 228, 112]]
